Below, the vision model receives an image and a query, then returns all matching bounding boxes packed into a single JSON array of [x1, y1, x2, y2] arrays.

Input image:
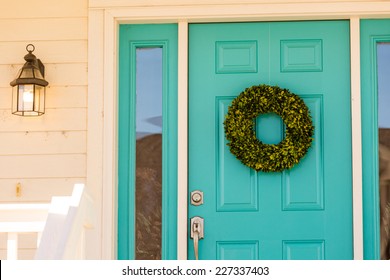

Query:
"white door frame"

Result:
[[88, 0, 390, 260]]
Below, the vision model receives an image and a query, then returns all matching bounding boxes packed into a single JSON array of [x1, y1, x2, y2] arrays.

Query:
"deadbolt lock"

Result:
[[190, 190, 203, 206]]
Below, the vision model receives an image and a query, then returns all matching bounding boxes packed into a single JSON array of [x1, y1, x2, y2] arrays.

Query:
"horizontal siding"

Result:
[[0, 178, 81, 202], [0, 131, 86, 155], [0, 18, 87, 42], [0, 1, 88, 209], [0, 233, 38, 260], [0, 41, 87, 65], [0, 0, 87, 19], [0, 249, 37, 260], [0, 108, 87, 132], [0, 155, 86, 178], [0, 233, 38, 249], [45, 86, 88, 109]]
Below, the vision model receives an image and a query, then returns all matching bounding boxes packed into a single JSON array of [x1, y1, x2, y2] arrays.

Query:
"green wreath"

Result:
[[224, 84, 314, 172]]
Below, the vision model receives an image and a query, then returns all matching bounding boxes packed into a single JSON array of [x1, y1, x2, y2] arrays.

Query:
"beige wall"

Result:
[[0, 0, 88, 203], [0, 0, 88, 259]]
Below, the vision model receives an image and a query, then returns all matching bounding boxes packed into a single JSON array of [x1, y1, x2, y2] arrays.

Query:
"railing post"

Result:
[[7, 232, 18, 260], [37, 231, 43, 248]]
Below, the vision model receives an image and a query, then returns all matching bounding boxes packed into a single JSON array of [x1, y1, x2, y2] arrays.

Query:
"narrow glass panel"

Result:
[[18, 84, 34, 111], [377, 42, 390, 260], [135, 47, 163, 260]]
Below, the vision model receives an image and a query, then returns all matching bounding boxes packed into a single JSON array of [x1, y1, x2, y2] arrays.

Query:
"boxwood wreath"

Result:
[[224, 84, 314, 172]]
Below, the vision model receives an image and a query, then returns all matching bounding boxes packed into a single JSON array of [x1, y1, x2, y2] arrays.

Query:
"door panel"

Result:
[[189, 21, 352, 260]]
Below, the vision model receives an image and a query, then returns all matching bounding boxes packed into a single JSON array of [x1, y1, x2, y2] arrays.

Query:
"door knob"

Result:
[[190, 216, 204, 260]]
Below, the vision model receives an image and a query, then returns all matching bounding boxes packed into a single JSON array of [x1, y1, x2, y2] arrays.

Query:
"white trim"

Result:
[[90, 0, 389, 6], [87, 9, 106, 259], [102, 9, 118, 260], [87, 1, 383, 260], [350, 17, 363, 260], [90, 2, 390, 21], [177, 21, 189, 260]]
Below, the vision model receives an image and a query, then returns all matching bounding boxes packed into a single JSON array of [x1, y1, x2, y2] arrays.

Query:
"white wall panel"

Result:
[[0, 108, 86, 132], [0, 178, 80, 202], [0, 131, 86, 155], [0, 155, 86, 178], [0, 18, 87, 42], [0, 1, 88, 208], [0, 41, 88, 65], [0, 0, 87, 19], [45, 86, 87, 109]]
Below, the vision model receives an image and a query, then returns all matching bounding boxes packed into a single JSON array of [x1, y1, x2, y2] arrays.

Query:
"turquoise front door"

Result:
[[188, 21, 353, 260]]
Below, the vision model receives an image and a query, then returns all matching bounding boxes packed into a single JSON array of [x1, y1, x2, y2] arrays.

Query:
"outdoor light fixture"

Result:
[[10, 44, 48, 116]]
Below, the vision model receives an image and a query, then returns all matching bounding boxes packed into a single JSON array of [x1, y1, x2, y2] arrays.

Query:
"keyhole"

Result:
[[193, 222, 199, 233], [192, 193, 201, 203]]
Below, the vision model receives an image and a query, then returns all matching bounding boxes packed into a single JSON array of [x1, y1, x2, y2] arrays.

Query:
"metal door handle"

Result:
[[190, 216, 204, 260], [193, 230, 199, 260]]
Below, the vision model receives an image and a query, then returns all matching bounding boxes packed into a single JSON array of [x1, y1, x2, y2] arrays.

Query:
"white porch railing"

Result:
[[0, 184, 95, 260], [0, 203, 49, 260]]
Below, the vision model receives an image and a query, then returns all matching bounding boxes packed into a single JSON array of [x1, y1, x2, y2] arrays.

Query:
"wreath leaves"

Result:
[[224, 84, 314, 172]]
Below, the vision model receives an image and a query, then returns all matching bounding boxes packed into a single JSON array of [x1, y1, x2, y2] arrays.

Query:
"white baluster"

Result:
[[7, 232, 18, 260]]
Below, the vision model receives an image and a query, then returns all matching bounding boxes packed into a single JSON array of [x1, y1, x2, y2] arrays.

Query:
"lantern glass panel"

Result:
[[33, 68, 44, 79], [12, 84, 45, 116], [20, 68, 34, 79], [18, 84, 34, 111], [33, 85, 44, 112]]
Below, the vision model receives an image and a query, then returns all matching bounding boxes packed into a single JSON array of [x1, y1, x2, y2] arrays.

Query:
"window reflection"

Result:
[[135, 47, 163, 259], [378, 42, 390, 260]]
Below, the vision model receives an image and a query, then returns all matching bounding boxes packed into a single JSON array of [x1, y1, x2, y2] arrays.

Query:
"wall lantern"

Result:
[[10, 44, 48, 116]]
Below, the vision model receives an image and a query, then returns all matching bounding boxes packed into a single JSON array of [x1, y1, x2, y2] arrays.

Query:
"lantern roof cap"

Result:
[[10, 44, 49, 87]]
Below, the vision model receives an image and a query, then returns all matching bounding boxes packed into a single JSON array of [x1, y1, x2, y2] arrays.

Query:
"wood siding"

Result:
[[0, 0, 87, 260], [0, 0, 88, 203]]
